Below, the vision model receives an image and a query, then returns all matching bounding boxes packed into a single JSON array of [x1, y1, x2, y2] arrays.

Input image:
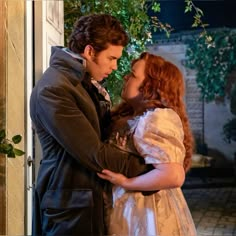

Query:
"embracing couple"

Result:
[[30, 13, 197, 236]]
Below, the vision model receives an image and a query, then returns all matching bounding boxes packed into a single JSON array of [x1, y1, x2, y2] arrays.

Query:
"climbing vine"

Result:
[[185, 29, 236, 101]]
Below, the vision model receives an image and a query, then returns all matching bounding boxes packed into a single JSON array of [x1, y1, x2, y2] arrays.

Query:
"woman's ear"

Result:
[[84, 45, 95, 60]]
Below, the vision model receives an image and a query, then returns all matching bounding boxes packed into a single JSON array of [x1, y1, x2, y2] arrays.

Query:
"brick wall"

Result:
[[185, 68, 204, 141]]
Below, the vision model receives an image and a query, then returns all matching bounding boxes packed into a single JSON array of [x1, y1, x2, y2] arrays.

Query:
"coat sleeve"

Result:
[[35, 85, 152, 178]]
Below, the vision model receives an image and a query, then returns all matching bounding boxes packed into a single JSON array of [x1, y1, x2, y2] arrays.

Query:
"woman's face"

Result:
[[121, 59, 146, 103]]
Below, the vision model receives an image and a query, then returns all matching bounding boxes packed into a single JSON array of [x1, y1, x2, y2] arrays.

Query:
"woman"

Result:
[[98, 52, 197, 236]]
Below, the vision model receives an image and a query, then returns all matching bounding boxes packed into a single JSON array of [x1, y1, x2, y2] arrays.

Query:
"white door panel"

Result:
[[34, 0, 64, 175], [35, 0, 64, 72], [44, 0, 64, 68], [26, 1, 64, 234]]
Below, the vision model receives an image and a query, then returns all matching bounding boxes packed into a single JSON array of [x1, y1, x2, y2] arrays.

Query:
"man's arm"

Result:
[[37, 86, 152, 177]]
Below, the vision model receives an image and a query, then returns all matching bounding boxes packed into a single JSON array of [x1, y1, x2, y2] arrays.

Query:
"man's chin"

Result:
[[103, 74, 109, 79], [99, 77, 105, 82], [93, 74, 109, 82], [92, 76, 102, 82]]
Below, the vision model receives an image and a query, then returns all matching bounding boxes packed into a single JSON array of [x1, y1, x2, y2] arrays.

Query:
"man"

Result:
[[30, 14, 152, 236]]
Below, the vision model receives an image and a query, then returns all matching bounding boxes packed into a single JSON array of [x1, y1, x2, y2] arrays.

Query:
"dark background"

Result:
[[148, 0, 236, 34]]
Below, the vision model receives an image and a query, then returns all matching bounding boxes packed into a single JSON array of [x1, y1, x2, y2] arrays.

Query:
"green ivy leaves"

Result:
[[0, 129, 25, 158], [186, 30, 236, 102]]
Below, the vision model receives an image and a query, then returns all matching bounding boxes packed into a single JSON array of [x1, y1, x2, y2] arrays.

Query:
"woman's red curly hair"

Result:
[[112, 52, 194, 172]]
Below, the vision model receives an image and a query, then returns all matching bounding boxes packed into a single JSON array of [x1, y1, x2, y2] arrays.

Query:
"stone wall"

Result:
[[185, 68, 204, 141]]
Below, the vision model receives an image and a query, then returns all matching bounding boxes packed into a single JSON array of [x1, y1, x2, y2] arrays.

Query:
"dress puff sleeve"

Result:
[[132, 108, 186, 165]]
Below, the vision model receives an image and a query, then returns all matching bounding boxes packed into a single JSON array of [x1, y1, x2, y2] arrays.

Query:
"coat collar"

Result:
[[50, 46, 88, 85]]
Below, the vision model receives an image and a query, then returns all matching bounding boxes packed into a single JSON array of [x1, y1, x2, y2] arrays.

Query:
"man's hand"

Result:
[[97, 169, 128, 187], [98, 169, 159, 195]]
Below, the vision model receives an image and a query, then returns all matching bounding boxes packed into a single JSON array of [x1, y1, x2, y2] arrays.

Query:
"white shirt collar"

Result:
[[62, 47, 86, 67]]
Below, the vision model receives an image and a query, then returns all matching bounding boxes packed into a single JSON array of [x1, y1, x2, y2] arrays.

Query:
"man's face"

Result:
[[86, 44, 124, 82]]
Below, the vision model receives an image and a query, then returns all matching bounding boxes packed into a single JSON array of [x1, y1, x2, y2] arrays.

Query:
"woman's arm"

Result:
[[97, 162, 185, 191]]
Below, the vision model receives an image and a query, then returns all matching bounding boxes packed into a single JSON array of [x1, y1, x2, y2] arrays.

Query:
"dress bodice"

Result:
[[110, 108, 186, 165]]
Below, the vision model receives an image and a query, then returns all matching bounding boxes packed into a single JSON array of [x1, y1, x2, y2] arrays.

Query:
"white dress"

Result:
[[106, 108, 197, 236]]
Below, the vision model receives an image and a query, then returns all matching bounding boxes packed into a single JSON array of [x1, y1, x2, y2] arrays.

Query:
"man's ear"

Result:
[[84, 45, 95, 60]]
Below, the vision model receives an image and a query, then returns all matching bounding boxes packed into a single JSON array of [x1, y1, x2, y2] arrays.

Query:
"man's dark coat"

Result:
[[30, 46, 150, 236]]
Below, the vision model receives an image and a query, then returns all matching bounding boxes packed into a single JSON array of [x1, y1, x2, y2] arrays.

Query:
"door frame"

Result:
[[0, 0, 7, 233], [25, 1, 34, 234]]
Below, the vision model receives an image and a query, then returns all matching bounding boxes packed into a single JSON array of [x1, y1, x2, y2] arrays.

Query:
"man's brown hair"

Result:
[[68, 14, 129, 54]]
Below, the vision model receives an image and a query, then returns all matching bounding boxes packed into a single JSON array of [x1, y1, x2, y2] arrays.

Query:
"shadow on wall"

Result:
[[193, 137, 232, 167], [208, 148, 232, 168], [185, 149, 235, 189], [192, 139, 235, 179]]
